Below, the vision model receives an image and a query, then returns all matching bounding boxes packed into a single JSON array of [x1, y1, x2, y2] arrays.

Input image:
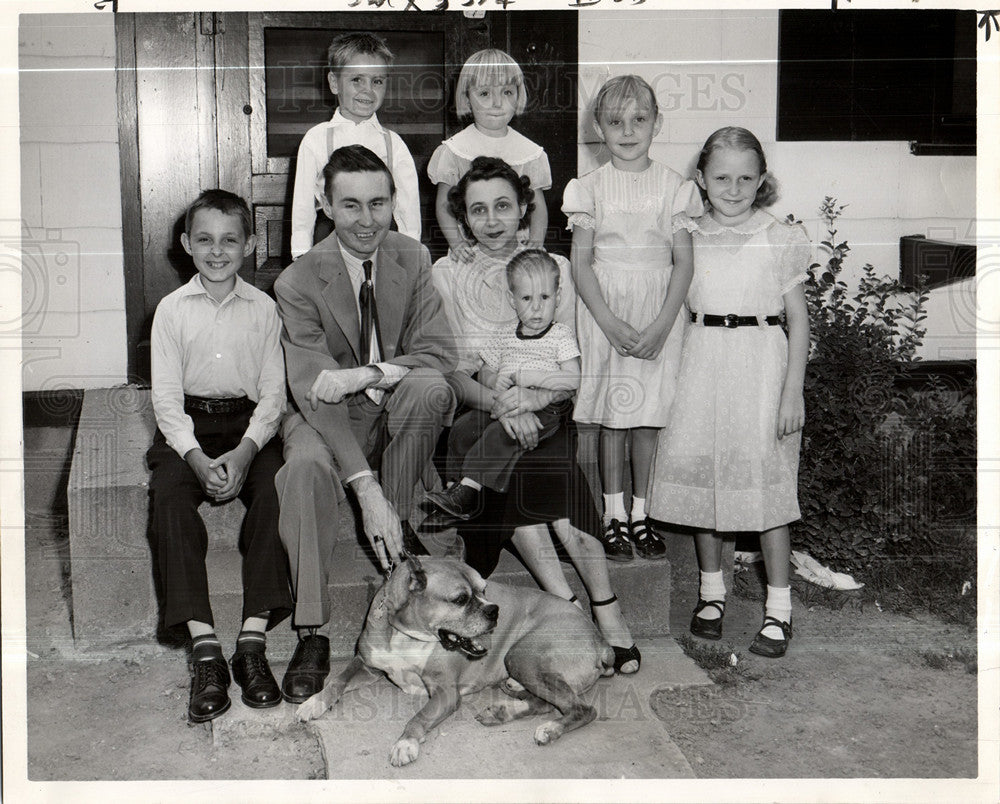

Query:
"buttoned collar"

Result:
[[330, 107, 383, 132], [181, 273, 254, 304]]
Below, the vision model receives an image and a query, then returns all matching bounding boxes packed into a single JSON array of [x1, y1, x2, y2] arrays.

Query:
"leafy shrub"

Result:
[[792, 198, 976, 604]]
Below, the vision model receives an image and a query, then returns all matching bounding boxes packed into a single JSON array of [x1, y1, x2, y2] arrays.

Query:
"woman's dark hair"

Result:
[[447, 156, 534, 241], [695, 126, 779, 208]]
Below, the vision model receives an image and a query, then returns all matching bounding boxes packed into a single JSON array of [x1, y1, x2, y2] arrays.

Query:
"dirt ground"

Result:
[[655, 568, 978, 778], [16, 424, 981, 782]]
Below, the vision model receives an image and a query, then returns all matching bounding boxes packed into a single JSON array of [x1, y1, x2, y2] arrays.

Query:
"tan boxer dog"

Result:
[[296, 555, 614, 767]]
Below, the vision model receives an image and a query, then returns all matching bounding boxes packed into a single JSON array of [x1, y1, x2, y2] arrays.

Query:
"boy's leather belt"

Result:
[[690, 312, 781, 328], [183, 395, 255, 415]]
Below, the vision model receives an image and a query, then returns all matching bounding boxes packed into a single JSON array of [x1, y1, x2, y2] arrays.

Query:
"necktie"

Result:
[[359, 259, 374, 363]]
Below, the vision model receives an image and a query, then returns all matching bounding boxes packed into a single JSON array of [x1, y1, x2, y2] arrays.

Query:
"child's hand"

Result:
[[602, 317, 640, 357], [777, 391, 805, 439], [209, 439, 258, 501], [186, 449, 227, 497], [630, 320, 670, 360], [493, 371, 516, 392], [452, 241, 476, 263]]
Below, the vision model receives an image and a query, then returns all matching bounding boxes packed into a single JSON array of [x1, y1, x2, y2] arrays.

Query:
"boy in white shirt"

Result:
[[147, 190, 291, 722], [289, 32, 421, 259]]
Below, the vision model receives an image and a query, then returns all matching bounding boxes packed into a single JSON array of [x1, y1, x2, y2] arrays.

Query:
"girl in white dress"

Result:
[[428, 49, 550, 261], [649, 127, 810, 658], [563, 75, 702, 563]]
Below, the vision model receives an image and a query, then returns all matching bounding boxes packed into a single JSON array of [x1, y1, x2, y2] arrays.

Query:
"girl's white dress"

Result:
[[562, 160, 702, 428], [427, 125, 552, 191], [649, 209, 811, 532]]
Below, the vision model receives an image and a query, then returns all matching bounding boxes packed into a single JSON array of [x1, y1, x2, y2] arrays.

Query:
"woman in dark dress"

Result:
[[428, 157, 640, 673]]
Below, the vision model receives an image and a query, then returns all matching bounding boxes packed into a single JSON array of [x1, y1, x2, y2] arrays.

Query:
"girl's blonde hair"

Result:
[[455, 49, 528, 118], [696, 126, 779, 208], [593, 74, 658, 123]]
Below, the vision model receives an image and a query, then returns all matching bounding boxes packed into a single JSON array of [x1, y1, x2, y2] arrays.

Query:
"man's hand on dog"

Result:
[[351, 474, 404, 569]]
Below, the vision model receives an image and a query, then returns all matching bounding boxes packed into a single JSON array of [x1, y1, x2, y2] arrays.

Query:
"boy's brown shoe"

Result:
[[188, 657, 231, 723], [231, 645, 281, 708]]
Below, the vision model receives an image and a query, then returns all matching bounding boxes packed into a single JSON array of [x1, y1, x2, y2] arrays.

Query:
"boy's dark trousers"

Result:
[[445, 404, 566, 494], [146, 405, 292, 631]]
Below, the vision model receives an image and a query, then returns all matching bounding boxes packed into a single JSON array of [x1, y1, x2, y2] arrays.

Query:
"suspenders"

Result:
[[325, 126, 394, 169]]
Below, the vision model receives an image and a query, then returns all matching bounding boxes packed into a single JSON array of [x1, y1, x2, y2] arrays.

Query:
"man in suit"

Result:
[[273, 144, 456, 703]]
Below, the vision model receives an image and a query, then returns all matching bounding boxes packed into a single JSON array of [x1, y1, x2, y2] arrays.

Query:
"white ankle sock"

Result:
[[698, 570, 726, 619], [603, 492, 626, 523], [762, 585, 792, 638], [630, 496, 646, 522], [459, 477, 482, 491]]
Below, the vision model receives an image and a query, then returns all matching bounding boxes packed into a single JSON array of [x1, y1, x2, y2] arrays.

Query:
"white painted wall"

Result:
[[578, 10, 976, 361], [19, 13, 127, 392], [16, 10, 975, 394]]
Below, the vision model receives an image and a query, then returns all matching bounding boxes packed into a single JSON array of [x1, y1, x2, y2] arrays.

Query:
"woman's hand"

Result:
[[452, 241, 476, 263], [630, 320, 670, 360], [777, 390, 805, 439], [499, 411, 543, 450], [601, 316, 640, 357]]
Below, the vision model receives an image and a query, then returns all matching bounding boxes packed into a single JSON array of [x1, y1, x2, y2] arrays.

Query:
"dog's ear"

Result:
[[383, 559, 427, 615], [408, 558, 427, 594]]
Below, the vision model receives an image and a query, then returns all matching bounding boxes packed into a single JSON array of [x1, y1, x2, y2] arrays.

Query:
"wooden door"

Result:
[[118, 10, 578, 381], [118, 12, 255, 381]]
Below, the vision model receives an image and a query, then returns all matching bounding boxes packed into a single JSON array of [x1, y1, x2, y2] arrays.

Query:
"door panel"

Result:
[[245, 11, 469, 271]]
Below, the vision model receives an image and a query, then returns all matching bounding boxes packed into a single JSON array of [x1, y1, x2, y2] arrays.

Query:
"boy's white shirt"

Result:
[[149, 273, 287, 459], [290, 109, 421, 258]]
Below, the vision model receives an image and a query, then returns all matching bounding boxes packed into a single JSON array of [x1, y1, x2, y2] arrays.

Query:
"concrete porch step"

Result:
[[204, 542, 671, 659], [210, 636, 710, 779], [67, 387, 673, 654]]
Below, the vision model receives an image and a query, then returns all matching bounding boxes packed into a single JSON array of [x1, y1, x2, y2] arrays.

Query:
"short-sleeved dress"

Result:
[[562, 160, 703, 429], [649, 209, 811, 533], [427, 125, 552, 191], [431, 245, 600, 576]]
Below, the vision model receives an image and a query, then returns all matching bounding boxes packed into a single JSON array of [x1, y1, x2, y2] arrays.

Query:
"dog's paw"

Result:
[[390, 737, 420, 767], [534, 720, 565, 746], [295, 691, 331, 722], [500, 678, 529, 699]]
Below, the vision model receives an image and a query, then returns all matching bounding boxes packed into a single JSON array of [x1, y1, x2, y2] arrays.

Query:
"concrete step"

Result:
[[68, 387, 674, 655], [204, 541, 671, 659], [211, 636, 711, 779]]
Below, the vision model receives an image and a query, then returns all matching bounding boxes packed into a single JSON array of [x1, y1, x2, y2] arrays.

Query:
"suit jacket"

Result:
[[274, 231, 456, 479]]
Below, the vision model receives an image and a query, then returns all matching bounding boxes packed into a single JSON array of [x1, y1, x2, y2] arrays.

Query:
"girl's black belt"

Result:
[[690, 312, 781, 328]]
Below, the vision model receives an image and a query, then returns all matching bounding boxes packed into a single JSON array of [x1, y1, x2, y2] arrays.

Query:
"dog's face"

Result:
[[385, 557, 500, 659]]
